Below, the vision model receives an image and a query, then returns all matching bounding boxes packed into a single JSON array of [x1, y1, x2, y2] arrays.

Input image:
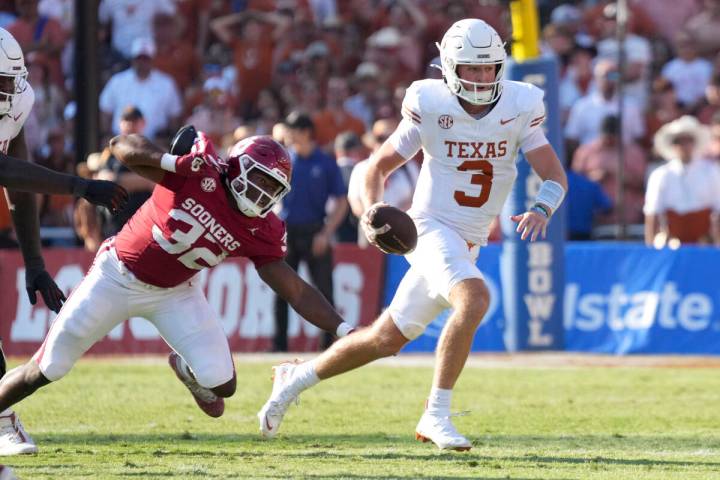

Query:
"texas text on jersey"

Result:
[[114, 156, 286, 288], [399, 78, 547, 246]]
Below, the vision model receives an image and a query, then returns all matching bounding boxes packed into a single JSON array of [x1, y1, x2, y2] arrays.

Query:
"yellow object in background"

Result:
[[510, 0, 541, 61]]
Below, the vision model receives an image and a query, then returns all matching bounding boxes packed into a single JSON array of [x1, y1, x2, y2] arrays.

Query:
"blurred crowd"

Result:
[[1, 0, 720, 250]]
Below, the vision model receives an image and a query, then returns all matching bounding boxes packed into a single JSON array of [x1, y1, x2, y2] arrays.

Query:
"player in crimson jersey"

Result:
[[0, 131, 354, 445]]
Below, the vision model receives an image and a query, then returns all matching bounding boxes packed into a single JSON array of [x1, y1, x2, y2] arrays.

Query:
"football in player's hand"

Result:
[[170, 125, 198, 155], [367, 205, 417, 255]]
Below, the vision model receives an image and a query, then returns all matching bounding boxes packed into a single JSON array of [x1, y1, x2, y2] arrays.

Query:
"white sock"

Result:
[[426, 387, 452, 416], [288, 360, 320, 395]]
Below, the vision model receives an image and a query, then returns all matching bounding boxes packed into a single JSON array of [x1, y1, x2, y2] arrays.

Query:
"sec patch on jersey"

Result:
[[368, 205, 417, 255]]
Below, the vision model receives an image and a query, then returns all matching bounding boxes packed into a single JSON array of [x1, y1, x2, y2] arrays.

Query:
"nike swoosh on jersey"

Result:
[[500, 117, 517, 125]]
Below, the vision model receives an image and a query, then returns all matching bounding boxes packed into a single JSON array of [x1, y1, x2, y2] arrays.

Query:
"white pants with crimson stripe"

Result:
[[33, 245, 234, 388]]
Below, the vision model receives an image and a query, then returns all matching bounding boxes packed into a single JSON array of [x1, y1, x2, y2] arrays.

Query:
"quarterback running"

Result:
[[257, 19, 567, 450], [0, 130, 354, 447]]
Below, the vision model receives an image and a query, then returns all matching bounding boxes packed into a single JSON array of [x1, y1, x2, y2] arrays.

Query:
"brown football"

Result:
[[369, 205, 418, 255]]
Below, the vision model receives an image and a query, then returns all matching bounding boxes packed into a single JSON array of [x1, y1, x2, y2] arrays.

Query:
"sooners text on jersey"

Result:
[[114, 157, 286, 288]]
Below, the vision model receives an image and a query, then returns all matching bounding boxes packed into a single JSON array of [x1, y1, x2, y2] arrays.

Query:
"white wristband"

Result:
[[336, 322, 355, 338], [160, 153, 178, 172], [535, 179, 565, 214]]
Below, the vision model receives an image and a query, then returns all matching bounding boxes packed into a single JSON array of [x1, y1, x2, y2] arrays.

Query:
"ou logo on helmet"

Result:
[[438, 114, 453, 129]]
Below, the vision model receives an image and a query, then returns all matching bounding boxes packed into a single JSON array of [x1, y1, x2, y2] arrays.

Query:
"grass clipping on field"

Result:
[[6, 356, 720, 479]]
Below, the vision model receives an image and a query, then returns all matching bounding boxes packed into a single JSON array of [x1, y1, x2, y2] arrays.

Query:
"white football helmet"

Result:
[[436, 19, 506, 105], [0, 28, 27, 116]]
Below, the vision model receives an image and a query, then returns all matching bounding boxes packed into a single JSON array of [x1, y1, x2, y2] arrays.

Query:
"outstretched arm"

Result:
[[0, 151, 128, 212], [511, 144, 568, 242], [109, 134, 166, 183], [258, 260, 353, 337]]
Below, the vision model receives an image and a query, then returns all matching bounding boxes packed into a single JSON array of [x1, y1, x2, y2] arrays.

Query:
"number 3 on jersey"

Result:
[[454, 160, 494, 208]]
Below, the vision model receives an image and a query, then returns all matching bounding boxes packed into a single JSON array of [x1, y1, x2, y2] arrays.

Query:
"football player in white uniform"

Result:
[[258, 19, 568, 450], [0, 27, 127, 456]]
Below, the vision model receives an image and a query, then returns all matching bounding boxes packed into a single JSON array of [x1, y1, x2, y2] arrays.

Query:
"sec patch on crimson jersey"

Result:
[[369, 205, 417, 255]]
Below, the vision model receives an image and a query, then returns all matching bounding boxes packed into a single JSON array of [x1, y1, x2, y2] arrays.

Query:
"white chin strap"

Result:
[[456, 78, 501, 106]]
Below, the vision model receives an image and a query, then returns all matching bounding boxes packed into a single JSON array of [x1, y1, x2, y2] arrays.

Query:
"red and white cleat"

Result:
[[415, 412, 472, 451], [169, 352, 224, 418]]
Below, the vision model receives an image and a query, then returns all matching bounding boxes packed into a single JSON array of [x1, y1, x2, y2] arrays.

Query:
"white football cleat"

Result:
[[415, 412, 472, 451], [257, 361, 301, 438], [0, 412, 37, 455], [168, 352, 224, 418]]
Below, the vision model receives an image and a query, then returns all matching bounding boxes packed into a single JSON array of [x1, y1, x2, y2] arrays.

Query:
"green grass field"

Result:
[[4, 355, 720, 479]]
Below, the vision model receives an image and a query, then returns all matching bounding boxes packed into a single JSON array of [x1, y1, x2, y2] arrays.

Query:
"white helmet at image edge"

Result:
[[436, 19, 506, 106], [0, 28, 27, 116]]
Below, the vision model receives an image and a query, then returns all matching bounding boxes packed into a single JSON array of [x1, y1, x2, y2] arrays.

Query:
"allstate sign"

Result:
[[387, 243, 720, 354], [564, 243, 720, 354]]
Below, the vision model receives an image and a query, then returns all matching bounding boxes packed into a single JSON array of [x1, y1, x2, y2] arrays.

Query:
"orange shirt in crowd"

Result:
[[154, 40, 201, 92], [312, 110, 366, 149], [232, 34, 274, 106]]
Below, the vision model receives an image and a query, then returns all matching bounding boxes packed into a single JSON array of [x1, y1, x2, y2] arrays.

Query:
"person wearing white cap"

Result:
[[99, 37, 182, 140], [644, 115, 720, 246]]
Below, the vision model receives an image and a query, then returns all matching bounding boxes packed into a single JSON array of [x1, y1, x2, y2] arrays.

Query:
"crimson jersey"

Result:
[[114, 156, 286, 288]]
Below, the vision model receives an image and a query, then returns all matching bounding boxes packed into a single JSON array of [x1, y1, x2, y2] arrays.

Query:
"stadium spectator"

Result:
[[312, 76, 366, 151], [22, 52, 64, 155], [565, 59, 645, 157], [595, 3, 652, 108], [347, 118, 418, 246], [98, 0, 175, 62], [565, 164, 613, 241], [274, 111, 348, 352], [151, 11, 201, 93], [559, 45, 596, 123], [345, 62, 380, 129], [644, 80, 684, 150], [635, 0, 702, 43], [172, 0, 211, 55], [94, 106, 154, 239], [660, 31, 713, 110], [36, 127, 74, 229], [300, 40, 333, 94], [99, 37, 182, 140], [211, 10, 289, 118], [185, 77, 239, 147], [573, 115, 648, 226], [334, 131, 365, 243], [684, 0, 720, 58], [697, 72, 720, 124], [645, 115, 720, 246], [705, 111, 720, 161], [7, 0, 67, 88]]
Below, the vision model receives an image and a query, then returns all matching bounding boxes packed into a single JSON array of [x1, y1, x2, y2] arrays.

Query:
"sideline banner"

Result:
[[502, 57, 566, 351], [0, 244, 383, 356], [387, 243, 720, 354]]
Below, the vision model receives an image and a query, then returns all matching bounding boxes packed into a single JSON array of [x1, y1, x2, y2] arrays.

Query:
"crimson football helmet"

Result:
[[225, 136, 292, 217]]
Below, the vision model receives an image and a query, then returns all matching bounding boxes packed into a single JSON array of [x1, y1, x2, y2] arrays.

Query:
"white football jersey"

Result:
[[0, 84, 34, 154], [394, 79, 547, 245]]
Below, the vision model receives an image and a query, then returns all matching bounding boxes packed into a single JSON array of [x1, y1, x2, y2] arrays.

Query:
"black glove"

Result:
[[170, 125, 198, 155], [73, 178, 129, 214], [25, 266, 66, 313]]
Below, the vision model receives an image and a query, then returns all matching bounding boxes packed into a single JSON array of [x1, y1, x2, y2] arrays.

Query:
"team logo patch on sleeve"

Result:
[[438, 114, 454, 129], [201, 177, 217, 192]]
